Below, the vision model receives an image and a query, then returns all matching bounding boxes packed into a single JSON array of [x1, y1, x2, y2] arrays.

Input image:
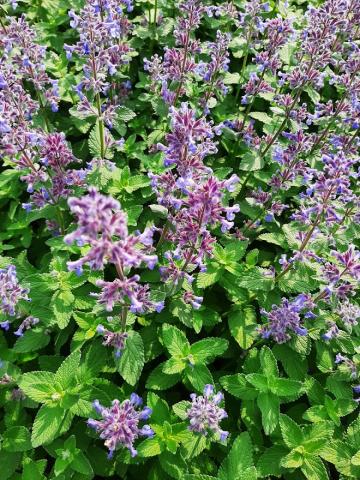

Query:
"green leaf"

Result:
[[31, 405, 67, 447], [0, 451, 21, 480], [146, 363, 180, 390], [117, 331, 144, 386], [273, 344, 308, 380], [228, 306, 257, 349], [281, 450, 304, 468], [181, 434, 207, 459], [2, 426, 32, 452], [218, 432, 253, 480], [301, 456, 329, 480], [138, 437, 164, 457], [172, 400, 191, 420], [239, 152, 264, 171], [247, 372, 269, 392], [257, 392, 279, 435], [303, 422, 334, 454], [22, 458, 46, 480], [162, 324, 190, 357], [51, 288, 75, 329], [249, 111, 273, 124], [260, 346, 278, 378], [72, 451, 94, 476], [162, 357, 186, 374], [182, 476, 216, 480], [190, 337, 228, 364], [270, 377, 302, 397], [55, 350, 81, 389], [116, 105, 136, 122], [147, 392, 170, 424], [88, 122, 113, 159], [220, 374, 257, 400], [223, 72, 240, 84], [238, 268, 274, 291], [19, 371, 57, 403], [279, 414, 304, 448], [159, 451, 187, 479], [257, 445, 288, 477], [351, 451, 360, 466], [186, 364, 213, 392], [13, 330, 50, 353], [197, 264, 224, 288]]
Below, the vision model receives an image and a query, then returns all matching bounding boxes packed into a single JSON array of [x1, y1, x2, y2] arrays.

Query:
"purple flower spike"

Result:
[[187, 384, 228, 442], [0, 265, 30, 318], [260, 295, 313, 343], [87, 397, 154, 458]]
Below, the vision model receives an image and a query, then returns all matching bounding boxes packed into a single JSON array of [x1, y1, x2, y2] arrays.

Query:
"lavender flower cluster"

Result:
[[187, 384, 228, 441], [65, 188, 163, 355], [87, 394, 153, 458], [144, 0, 231, 111], [0, 265, 38, 335], [149, 103, 239, 295]]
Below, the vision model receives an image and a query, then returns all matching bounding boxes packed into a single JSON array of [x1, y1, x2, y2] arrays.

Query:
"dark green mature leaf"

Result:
[[186, 364, 213, 392], [147, 364, 180, 390], [218, 432, 253, 480], [31, 405, 70, 447], [220, 374, 257, 400], [2, 426, 32, 452], [279, 415, 304, 448], [117, 331, 145, 386], [190, 337, 228, 364], [228, 306, 257, 349]]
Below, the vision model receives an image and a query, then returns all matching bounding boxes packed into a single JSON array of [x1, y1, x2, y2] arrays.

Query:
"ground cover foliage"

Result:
[[0, 0, 360, 478]]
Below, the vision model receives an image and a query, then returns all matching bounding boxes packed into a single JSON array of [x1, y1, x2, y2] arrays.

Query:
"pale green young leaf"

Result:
[[301, 456, 329, 480], [19, 371, 57, 403], [260, 346, 278, 378], [257, 392, 280, 435], [54, 350, 81, 389]]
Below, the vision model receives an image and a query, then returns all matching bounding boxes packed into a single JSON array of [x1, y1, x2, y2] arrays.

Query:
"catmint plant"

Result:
[[87, 395, 153, 458], [65, 188, 162, 354], [187, 384, 228, 441], [64, 0, 133, 161]]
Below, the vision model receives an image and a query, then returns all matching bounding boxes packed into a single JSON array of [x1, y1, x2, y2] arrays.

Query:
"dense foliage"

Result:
[[0, 0, 360, 478]]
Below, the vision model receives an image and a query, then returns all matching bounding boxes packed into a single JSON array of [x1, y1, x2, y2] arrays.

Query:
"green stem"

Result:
[[153, 0, 158, 28], [157, 220, 170, 248], [116, 263, 128, 332], [96, 93, 106, 159]]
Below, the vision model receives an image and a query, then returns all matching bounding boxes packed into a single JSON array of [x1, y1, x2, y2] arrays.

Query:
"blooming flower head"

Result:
[[87, 395, 154, 458], [187, 384, 228, 441], [64, 188, 157, 274], [96, 324, 128, 357], [260, 295, 311, 343], [0, 265, 29, 317], [13, 316, 39, 337]]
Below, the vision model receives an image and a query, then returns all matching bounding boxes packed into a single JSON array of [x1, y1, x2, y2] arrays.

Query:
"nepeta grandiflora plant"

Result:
[[0, 0, 360, 479]]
